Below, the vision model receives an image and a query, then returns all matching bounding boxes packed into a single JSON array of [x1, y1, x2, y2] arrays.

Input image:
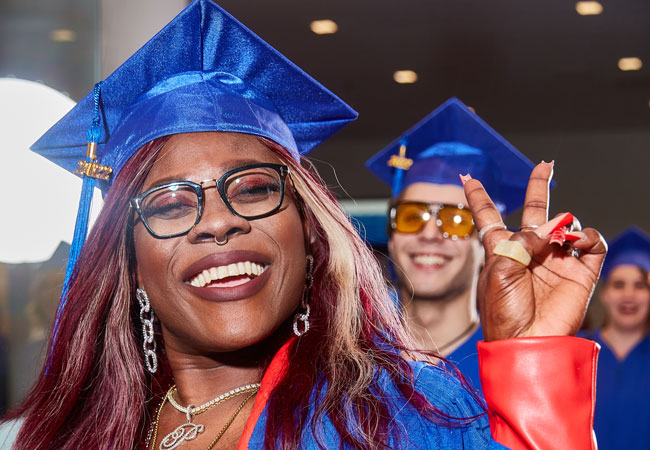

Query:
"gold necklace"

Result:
[[148, 385, 259, 450], [205, 391, 256, 450]]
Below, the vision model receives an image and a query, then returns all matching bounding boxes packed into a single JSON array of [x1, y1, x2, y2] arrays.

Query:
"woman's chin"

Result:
[[173, 320, 291, 358]]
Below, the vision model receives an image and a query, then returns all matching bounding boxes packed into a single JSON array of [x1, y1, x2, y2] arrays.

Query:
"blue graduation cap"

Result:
[[365, 97, 544, 215], [31, 0, 357, 352], [601, 227, 650, 280]]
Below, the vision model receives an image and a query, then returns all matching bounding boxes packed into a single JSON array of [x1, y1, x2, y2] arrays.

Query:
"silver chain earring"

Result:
[[136, 288, 158, 373], [293, 255, 314, 337]]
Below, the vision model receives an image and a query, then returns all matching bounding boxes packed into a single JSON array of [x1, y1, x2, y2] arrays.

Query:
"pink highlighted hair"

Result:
[[4, 135, 479, 450]]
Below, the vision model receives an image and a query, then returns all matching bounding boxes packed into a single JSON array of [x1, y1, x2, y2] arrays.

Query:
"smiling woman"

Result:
[[578, 227, 650, 449], [1, 1, 608, 450]]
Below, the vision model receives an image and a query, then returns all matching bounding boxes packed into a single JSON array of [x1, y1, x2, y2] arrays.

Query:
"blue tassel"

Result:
[[392, 167, 404, 195], [51, 174, 96, 336], [390, 137, 409, 195], [47, 83, 102, 370]]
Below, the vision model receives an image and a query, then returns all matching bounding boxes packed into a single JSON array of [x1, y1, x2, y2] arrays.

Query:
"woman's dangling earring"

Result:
[[136, 288, 158, 373], [293, 255, 314, 337]]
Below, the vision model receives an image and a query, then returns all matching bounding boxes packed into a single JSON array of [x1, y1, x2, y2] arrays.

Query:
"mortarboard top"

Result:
[[601, 227, 650, 280], [365, 97, 546, 216], [31, 0, 358, 191]]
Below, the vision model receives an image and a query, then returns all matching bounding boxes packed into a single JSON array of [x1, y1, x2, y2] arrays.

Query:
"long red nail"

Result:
[[551, 213, 573, 233], [459, 173, 472, 185], [564, 231, 584, 242], [535, 212, 575, 238], [549, 229, 566, 246]]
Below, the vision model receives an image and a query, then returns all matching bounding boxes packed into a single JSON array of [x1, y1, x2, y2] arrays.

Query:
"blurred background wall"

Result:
[[0, 0, 648, 411]]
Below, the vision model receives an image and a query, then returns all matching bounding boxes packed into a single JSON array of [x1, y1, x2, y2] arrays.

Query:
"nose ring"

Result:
[[215, 235, 229, 246]]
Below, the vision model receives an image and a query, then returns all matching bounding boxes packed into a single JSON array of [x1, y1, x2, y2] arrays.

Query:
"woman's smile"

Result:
[[182, 250, 272, 302]]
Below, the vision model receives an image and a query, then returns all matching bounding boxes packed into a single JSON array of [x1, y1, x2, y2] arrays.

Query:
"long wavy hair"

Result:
[[4, 134, 476, 450]]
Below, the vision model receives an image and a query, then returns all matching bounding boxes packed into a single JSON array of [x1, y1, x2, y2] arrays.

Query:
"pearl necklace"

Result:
[[168, 383, 261, 416]]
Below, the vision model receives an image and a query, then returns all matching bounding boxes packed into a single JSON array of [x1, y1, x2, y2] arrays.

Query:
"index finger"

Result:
[[520, 161, 554, 229], [462, 174, 508, 248]]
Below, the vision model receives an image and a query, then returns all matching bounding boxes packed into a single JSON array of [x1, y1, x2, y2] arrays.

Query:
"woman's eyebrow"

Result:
[[143, 159, 274, 189]]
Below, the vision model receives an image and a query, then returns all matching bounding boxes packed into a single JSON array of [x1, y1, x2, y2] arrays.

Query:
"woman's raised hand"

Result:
[[463, 162, 607, 341]]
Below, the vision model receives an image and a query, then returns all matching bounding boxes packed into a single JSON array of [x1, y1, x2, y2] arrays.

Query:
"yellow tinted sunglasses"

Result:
[[389, 202, 475, 240]]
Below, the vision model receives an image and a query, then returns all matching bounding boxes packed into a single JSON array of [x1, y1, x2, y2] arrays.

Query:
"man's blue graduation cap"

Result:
[[601, 227, 650, 280], [365, 97, 543, 216], [30, 0, 357, 349]]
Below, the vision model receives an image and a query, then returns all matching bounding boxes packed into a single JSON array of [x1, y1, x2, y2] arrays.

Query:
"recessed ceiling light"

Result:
[[310, 20, 338, 35], [393, 70, 418, 84], [618, 57, 643, 71], [575, 1, 603, 16], [50, 29, 76, 42]]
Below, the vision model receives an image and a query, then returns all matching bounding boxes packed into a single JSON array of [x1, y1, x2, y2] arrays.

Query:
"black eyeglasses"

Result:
[[130, 163, 289, 238]]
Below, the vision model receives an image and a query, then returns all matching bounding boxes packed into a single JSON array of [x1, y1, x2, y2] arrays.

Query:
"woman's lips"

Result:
[[617, 302, 641, 316], [187, 261, 267, 287], [182, 250, 272, 302]]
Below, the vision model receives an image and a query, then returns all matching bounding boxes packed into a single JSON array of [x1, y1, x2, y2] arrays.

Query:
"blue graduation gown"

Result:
[[578, 330, 650, 450], [247, 361, 506, 449], [447, 326, 484, 396]]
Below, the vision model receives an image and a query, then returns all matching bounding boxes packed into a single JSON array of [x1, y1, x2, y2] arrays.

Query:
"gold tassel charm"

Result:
[[387, 143, 413, 170], [74, 142, 113, 180]]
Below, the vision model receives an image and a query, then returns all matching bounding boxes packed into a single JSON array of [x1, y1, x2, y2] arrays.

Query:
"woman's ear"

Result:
[[302, 217, 316, 250]]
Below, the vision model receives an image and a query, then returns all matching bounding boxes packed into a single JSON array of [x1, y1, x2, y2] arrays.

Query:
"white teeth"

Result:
[[413, 254, 445, 266], [217, 266, 228, 279], [188, 261, 268, 287]]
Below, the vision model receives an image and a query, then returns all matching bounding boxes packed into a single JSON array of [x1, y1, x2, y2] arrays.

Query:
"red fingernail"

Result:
[[459, 173, 472, 185], [564, 231, 584, 242], [549, 229, 566, 246], [550, 213, 574, 233], [536, 212, 573, 237]]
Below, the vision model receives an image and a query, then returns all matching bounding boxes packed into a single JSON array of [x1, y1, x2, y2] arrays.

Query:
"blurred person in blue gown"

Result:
[[579, 227, 650, 450], [365, 98, 544, 394]]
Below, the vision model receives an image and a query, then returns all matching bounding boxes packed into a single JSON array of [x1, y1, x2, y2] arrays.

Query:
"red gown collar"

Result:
[[236, 338, 293, 450]]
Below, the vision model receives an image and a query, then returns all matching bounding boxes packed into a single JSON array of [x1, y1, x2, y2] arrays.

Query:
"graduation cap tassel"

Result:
[[48, 83, 111, 369], [387, 138, 413, 195]]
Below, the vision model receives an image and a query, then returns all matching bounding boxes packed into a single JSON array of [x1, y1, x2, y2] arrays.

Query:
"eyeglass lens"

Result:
[[140, 166, 284, 237], [393, 203, 474, 238]]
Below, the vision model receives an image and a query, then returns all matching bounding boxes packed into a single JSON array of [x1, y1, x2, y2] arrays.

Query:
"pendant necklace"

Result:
[[147, 382, 260, 450]]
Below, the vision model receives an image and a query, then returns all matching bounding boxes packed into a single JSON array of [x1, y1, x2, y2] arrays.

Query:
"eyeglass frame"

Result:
[[387, 201, 475, 240], [130, 162, 290, 239]]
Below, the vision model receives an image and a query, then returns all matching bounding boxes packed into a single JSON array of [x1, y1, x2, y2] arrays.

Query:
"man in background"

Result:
[[366, 98, 543, 393]]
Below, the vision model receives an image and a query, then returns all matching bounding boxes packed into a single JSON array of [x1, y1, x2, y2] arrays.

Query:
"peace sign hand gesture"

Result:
[[463, 161, 607, 341]]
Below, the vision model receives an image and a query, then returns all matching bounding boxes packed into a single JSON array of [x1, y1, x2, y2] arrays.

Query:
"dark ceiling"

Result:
[[216, 0, 650, 136]]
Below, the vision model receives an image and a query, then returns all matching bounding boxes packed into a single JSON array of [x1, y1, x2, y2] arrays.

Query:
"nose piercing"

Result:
[[215, 235, 228, 246]]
